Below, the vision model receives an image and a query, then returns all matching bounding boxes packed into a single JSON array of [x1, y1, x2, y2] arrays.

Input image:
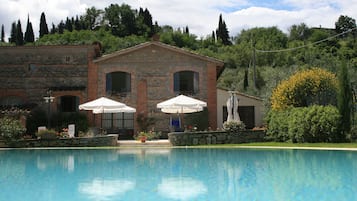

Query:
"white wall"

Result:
[[217, 89, 264, 129]]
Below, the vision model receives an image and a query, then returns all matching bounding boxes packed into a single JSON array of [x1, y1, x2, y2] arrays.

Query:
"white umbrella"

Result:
[[79, 97, 126, 112], [157, 95, 207, 114], [79, 97, 136, 128], [92, 106, 136, 114]]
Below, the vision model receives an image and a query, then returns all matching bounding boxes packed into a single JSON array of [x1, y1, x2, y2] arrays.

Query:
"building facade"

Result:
[[0, 41, 224, 136]]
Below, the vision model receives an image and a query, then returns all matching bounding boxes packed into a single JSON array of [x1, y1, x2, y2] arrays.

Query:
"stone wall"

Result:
[[0, 134, 118, 148], [0, 45, 95, 104], [168, 130, 266, 146]]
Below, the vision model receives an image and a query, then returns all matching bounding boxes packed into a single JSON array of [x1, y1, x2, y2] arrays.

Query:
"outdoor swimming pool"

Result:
[[1, 148, 356, 201]]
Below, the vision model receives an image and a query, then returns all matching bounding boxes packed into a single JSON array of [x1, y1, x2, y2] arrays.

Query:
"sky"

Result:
[[1, 0, 357, 40]]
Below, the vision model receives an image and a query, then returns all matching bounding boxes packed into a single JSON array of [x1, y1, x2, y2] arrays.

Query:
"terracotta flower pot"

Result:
[[140, 136, 147, 143]]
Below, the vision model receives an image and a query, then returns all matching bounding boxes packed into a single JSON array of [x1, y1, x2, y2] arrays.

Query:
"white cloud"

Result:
[[227, 5, 342, 36]]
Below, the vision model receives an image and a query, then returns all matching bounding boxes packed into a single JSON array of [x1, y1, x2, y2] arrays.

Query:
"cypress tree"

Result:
[[16, 20, 24, 46], [39, 12, 49, 37], [24, 15, 35, 43], [185, 26, 189, 34], [58, 20, 65, 34], [143, 8, 153, 36], [243, 69, 249, 90], [216, 14, 231, 45], [1, 25, 4, 42], [9, 22, 17, 43], [211, 30, 216, 42], [74, 15, 81, 31], [50, 23, 57, 34], [337, 61, 353, 134], [65, 17, 73, 32]]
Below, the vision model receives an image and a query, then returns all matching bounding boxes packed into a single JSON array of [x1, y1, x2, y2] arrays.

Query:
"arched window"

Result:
[[106, 72, 131, 96], [173, 71, 199, 95], [59, 96, 79, 112]]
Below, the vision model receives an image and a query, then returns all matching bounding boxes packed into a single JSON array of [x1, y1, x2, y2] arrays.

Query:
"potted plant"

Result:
[[135, 131, 161, 143], [136, 132, 148, 143]]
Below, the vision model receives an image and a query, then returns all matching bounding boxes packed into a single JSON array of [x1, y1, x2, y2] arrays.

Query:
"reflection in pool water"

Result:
[[78, 179, 135, 200], [0, 148, 356, 201], [157, 177, 207, 200]]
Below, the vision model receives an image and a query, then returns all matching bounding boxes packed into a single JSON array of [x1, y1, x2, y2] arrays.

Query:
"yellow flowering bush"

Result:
[[271, 68, 338, 110]]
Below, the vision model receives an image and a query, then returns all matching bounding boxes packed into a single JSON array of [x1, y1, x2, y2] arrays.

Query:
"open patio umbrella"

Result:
[[92, 106, 136, 114], [79, 97, 136, 128], [79, 97, 127, 112], [157, 95, 207, 131], [157, 95, 207, 114]]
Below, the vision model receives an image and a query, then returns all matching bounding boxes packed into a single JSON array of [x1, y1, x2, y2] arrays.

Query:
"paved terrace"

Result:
[[118, 139, 172, 147]]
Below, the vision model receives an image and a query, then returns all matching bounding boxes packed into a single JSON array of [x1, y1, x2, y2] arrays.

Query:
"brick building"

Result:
[[0, 41, 224, 136]]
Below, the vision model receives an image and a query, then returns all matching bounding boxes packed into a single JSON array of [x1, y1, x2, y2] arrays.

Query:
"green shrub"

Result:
[[223, 121, 246, 134], [288, 108, 309, 142], [267, 105, 342, 143], [26, 108, 47, 135], [185, 108, 209, 131], [0, 117, 26, 141], [266, 109, 291, 142], [52, 112, 89, 134], [36, 129, 58, 139]]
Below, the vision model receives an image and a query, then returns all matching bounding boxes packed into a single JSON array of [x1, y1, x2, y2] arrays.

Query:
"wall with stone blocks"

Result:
[[0, 134, 118, 148], [168, 131, 266, 146]]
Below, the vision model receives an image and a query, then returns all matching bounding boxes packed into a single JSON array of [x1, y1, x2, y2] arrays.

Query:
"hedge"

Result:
[[267, 105, 343, 143]]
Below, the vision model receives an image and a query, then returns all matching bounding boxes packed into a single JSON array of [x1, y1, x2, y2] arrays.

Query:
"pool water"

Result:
[[0, 148, 356, 201]]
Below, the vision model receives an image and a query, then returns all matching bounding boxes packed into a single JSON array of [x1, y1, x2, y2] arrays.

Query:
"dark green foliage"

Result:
[[50, 23, 57, 34], [136, 113, 156, 132], [255, 69, 266, 90], [9, 22, 16, 43], [289, 23, 311, 41], [83, 6, 103, 30], [65, 17, 73, 32], [26, 108, 47, 135], [267, 106, 342, 143], [15, 20, 24, 46], [266, 109, 291, 142], [51, 112, 89, 134], [24, 16, 35, 43], [74, 16, 81, 31], [39, 12, 49, 38], [0, 116, 26, 141], [185, 108, 209, 131], [243, 69, 248, 90], [1, 24, 4, 42], [337, 61, 353, 133], [58, 20, 65, 34], [104, 3, 138, 37], [139, 7, 154, 37], [335, 15, 357, 37], [216, 14, 231, 45]]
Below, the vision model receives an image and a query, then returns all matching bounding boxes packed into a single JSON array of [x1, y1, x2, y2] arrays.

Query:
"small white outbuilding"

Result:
[[217, 88, 264, 129]]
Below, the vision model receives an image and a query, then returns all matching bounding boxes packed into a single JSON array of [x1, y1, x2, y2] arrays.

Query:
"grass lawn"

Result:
[[195, 142, 357, 149]]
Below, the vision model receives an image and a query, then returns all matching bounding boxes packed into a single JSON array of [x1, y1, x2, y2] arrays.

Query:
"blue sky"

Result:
[[1, 0, 356, 40]]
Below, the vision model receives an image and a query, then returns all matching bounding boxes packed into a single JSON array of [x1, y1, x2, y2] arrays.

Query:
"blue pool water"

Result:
[[0, 148, 356, 201]]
